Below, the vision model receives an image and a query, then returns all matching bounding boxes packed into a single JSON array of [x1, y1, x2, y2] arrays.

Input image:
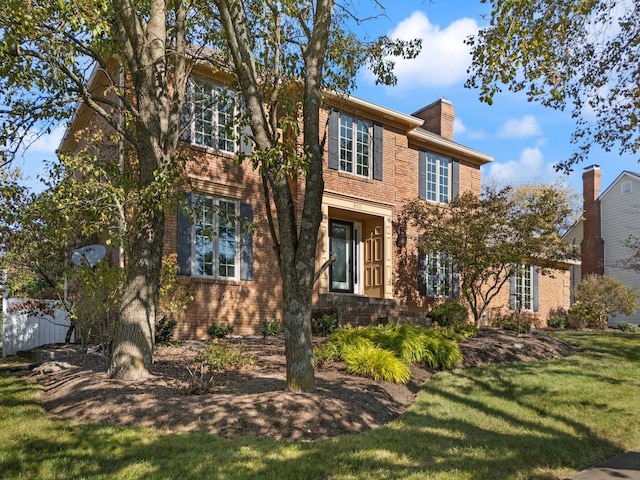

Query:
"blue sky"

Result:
[[14, 0, 638, 196], [348, 0, 639, 196]]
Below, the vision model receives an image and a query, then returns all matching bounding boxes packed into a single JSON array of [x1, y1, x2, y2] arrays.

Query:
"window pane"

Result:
[[356, 119, 370, 177], [191, 79, 236, 152], [195, 197, 215, 276], [216, 88, 236, 153], [426, 154, 437, 202], [339, 115, 353, 173], [514, 264, 533, 310], [439, 158, 449, 203], [217, 200, 237, 279], [193, 196, 238, 279], [194, 80, 214, 148]]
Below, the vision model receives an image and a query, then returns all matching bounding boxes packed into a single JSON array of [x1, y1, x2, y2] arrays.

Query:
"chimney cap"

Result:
[[584, 164, 601, 171]]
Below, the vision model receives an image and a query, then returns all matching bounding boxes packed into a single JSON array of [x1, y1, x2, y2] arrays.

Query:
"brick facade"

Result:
[[62, 71, 572, 336]]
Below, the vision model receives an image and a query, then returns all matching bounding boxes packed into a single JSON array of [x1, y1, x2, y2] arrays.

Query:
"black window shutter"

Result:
[[176, 193, 193, 276], [418, 150, 427, 200], [532, 266, 539, 312], [240, 123, 253, 155], [509, 272, 516, 310], [328, 110, 339, 170], [451, 158, 460, 199], [179, 79, 193, 142], [418, 252, 427, 297], [452, 264, 460, 299], [373, 123, 383, 181], [240, 203, 254, 281]]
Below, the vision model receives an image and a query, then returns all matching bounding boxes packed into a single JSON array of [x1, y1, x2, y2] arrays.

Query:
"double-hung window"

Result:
[[339, 114, 371, 177], [427, 251, 453, 297], [193, 195, 239, 280], [189, 78, 236, 153], [426, 152, 450, 203], [419, 151, 457, 204], [512, 264, 534, 311]]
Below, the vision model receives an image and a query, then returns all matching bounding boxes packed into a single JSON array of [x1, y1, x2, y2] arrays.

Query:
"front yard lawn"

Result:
[[1, 331, 639, 479]]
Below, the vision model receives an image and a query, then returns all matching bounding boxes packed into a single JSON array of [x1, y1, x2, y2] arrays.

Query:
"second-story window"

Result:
[[339, 115, 371, 177], [422, 152, 450, 203], [187, 78, 237, 153], [328, 110, 383, 181]]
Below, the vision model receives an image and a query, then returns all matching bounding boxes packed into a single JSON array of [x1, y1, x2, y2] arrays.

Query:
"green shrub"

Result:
[[431, 323, 478, 342], [573, 274, 639, 329], [547, 307, 568, 329], [195, 340, 254, 371], [343, 344, 412, 384], [207, 322, 233, 339], [312, 313, 339, 337], [429, 302, 469, 327], [261, 318, 281, 338], [615, 322, 639, 333], [155, 316, 177, 346], [491, 311, 534, 334]]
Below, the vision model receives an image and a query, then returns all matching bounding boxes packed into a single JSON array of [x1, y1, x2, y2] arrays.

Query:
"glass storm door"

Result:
[[329, 220, 354, 292]]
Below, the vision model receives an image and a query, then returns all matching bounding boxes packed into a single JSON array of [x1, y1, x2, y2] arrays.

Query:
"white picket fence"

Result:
[[1, 298, 74, 357]]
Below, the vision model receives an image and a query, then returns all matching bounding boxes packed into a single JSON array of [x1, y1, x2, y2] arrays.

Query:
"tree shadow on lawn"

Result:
[[0, 367, 626, 480]]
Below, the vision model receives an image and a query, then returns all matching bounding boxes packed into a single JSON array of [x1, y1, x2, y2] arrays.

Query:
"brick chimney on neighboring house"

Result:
[[581, 165, 605, 276], [413, 98, 455, 141]]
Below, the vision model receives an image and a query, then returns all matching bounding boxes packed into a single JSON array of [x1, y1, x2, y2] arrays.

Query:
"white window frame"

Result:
[[189, 78, 237, 154], [513, 264, 534, 311], [339, 114, 372, 178], [193, 195, 240, 280], [427, 251, 453, 298], [425, 152, 451, 203]]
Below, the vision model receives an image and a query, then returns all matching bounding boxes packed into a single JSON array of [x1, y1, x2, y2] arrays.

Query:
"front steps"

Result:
[[313, 293, 427, 327]]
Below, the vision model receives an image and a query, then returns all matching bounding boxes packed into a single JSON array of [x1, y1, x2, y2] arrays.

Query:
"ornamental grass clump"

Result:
[[314, 323, 463, 383], [343, 343, 412, 384]]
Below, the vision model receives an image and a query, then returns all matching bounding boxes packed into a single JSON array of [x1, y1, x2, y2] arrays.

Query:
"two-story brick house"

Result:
[[61, 67, 573, 338]]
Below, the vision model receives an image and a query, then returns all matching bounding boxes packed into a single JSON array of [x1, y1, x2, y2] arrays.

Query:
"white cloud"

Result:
[[497, 115, 542, 139], [387, 12, 480, 88], [484, 147, 545, 185], [453, 116, 486, 140], [453, 117, 466, 136]]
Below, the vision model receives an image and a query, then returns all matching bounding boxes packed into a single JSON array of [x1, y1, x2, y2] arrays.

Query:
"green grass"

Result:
[[1, 331, 640, 479]]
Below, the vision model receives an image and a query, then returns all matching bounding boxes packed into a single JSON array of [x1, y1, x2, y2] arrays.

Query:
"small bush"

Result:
[[615, 322, 639, 333], [491, 311, 535, 334], [568, 302, 599, 329], [207, 322, 233, 339], [261, 318, 281, 338], [195, 340, 255, 371], [155, 316, 177, 346], [429, 302, 469, 327], [431, 323, 478, 342], [343, 344, 412, 384], [546, 307, 568, 329], [179, 365, 215, 395], [312, 313, 339, 337]]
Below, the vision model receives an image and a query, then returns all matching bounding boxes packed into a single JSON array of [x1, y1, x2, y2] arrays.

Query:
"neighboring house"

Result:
[[60, 66, 573, 338], [564, 165, 640, 325]]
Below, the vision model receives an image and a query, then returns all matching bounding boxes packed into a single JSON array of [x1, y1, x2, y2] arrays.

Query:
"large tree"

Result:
[[467, 0, 640, 171], [210, 0, 419, 391], [402, 183, 579, 325], [0, 0, 194, 378]]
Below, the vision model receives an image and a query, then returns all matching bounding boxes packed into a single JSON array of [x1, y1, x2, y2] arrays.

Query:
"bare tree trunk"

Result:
[[108, 209, 164, 379]]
